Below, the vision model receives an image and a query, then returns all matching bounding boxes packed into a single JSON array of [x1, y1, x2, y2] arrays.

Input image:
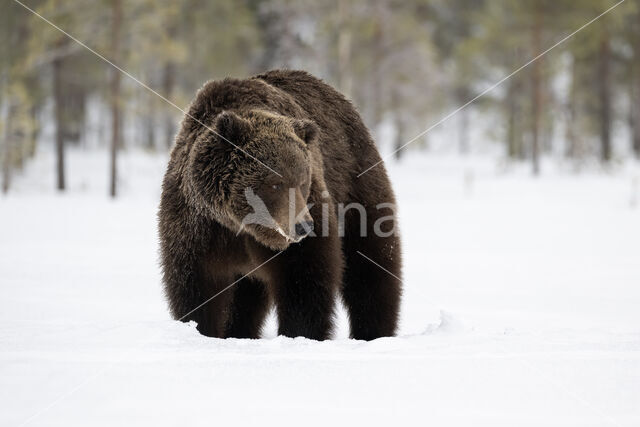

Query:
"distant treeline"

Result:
[[1, 0, 639, 195]]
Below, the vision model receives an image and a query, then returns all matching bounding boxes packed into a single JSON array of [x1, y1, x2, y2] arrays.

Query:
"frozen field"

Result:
[[1, 149, 639, 426]]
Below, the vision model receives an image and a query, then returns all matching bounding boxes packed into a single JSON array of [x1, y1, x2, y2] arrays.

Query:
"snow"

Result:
[[1, 148, 639, 426]]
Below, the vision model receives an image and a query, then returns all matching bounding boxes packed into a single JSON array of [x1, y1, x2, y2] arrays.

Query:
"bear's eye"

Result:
[[272, 184, 281, 191]]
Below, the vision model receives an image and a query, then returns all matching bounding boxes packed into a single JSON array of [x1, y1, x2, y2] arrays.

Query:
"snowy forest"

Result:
[[2, 0, 640, 195], [1, 1, 639, 426]]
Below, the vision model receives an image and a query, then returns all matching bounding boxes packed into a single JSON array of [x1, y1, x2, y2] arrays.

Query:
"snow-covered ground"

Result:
[[1, 148, 639, 426]]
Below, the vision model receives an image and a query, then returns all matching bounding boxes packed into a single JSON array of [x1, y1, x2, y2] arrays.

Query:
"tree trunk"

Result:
[[371, 1, 385, 131], [459, 94, 470, 155], [27, 102, 39, 159], [143, 79, 156, 151], [53, 43, 65, 191], [109, 0, 122, 198], [506, 79, 523, 159], [393, 124, 404, 160], [391, 89, 405, 160], [162, 61, 176, 149], [1, 102, 10, 194], [64, 81, 86, 146], [565, 54, 580, 160], [598, 33, 612, 163], [507, 97, 517, 158], [1, 149, 9, 195], [634, 69, 640, 158], [0, 63, 7, 193], [144, 113, 155, 151], [337, 0, 352, 98], [531, 7, 542, 175], [632, 21, 640, 159]]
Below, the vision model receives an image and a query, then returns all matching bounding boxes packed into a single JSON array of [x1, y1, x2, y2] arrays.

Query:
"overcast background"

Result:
[[1, 1, 639, 426]]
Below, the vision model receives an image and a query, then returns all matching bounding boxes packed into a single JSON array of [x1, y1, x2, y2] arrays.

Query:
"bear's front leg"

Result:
[[274, 234, 342, 340], [188, 272, 236, 338], [341, 205, 402, 341]]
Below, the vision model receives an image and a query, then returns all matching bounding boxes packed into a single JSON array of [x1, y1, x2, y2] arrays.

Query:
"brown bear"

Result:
[[158, 69, 401, 340]]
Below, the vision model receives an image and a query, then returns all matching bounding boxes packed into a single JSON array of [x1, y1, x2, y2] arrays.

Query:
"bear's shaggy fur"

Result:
[[159, 69, 401, 340]]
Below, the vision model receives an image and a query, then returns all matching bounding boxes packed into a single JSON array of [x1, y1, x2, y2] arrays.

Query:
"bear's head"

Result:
[[186, 109, 319, 250]]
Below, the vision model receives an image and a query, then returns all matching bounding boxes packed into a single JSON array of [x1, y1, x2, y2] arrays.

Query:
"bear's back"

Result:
[[254, 70, 378, 190], [175, 69, 384, 204], [180, 76, 303, 136], [254, 70, 366, 143]]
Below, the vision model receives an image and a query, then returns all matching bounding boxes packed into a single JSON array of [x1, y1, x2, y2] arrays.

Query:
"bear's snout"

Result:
[[294, 220, 314, 240]]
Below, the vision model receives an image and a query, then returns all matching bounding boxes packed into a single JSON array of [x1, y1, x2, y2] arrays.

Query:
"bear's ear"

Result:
[[292, 119, 319, 145], [213, 111, 251, 144]]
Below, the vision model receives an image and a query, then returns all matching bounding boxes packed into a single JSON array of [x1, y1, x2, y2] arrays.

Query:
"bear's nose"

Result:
[[295, 220, 314, 238]]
